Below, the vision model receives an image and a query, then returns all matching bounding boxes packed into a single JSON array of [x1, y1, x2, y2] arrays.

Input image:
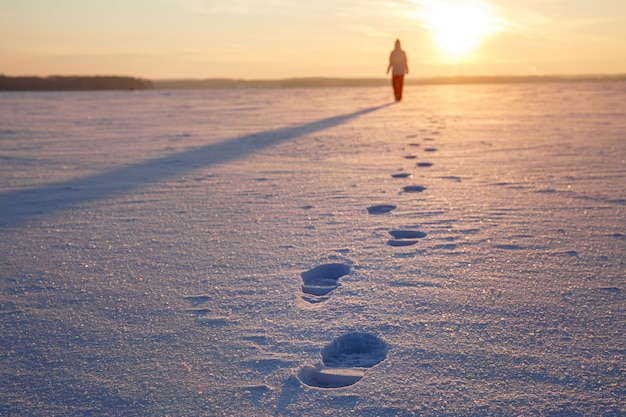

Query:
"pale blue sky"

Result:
[[1, 0, 625, 78]]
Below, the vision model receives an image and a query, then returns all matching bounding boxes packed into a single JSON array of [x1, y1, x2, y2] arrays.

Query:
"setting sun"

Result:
[[418, 1, 499, 58], [0, 0, 625, 78]]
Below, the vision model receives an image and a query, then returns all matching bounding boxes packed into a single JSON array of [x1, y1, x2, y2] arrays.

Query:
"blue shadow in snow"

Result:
[[0, 103, 393, 226]]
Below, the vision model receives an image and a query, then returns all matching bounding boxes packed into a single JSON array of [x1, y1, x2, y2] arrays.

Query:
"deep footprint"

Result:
[[403, 185, 426, 193], [301, 263, 350, 303], [367, 204, 396, 214], [417, 162, 433, 168], [298, 333, 388, 388], [391, 173, 412, 178], [389, 230, 427, 239], [387, 229, 427, 247]]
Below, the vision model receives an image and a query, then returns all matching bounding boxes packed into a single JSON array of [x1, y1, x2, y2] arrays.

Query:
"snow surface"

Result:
[[1, 82, 625, 416]]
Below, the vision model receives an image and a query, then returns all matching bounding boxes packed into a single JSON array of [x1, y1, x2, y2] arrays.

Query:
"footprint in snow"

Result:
[[387, 229, 427, 247], [297, 333, 388, 389], [300, 263, 350, 304], [367, 204, 396, 215], [391, 173, 412, 179], [424, 147, 438, 152], [416, 162, 433, 168], [403, 185, 426, 193]]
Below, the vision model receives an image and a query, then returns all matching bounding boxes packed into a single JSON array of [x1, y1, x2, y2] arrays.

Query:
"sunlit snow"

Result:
[[1, 82, 625, 415]]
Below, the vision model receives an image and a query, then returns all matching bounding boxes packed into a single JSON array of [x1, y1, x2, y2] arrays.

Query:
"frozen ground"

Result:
[[0, 82, 625, 416]]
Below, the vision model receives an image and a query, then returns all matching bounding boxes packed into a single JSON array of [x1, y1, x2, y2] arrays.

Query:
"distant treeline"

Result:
[[0, 75, 154, 91], [2, 74, 624, 91], [154, 74, 626, 90], [154, 78, 388, 89]]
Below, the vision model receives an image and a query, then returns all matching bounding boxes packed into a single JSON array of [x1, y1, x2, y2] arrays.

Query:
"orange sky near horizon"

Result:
[[1, 0, 625, 79]]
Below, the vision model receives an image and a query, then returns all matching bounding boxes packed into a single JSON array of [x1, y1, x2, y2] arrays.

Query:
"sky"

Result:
[[1, 0, 625, 79]]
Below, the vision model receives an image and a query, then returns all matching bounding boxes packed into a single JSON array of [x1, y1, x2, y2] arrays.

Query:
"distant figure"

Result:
[[386, 39, 409, 101]]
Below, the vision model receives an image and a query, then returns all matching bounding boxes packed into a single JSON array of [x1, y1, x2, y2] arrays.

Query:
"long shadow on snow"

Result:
[[0, 103, 392, 226]]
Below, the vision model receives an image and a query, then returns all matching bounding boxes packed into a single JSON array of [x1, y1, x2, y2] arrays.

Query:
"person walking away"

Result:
[[387, 39, 409, 101]]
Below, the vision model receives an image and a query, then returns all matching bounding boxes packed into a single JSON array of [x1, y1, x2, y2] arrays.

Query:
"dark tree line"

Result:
[[3, 74, 623, 91], [0, 75, 154, 91], [153, 74, 626, 90]]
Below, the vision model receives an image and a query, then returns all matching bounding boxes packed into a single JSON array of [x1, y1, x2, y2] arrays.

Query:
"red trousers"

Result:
[[392, 75, 404, 101]]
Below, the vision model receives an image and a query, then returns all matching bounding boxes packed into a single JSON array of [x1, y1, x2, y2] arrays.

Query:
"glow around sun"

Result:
[[416, 1, 500, 58]]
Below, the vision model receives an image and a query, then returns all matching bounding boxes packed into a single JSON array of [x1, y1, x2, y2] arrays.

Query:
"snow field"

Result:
[[1, 82, 625, 416]]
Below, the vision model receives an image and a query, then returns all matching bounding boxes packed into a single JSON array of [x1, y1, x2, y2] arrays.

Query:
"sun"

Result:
[[417, 1, 498, 58]]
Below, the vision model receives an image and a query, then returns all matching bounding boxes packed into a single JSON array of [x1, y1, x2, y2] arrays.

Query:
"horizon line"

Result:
[[154, 72, 626, 81], [4, 72, 626, 81], [2, 73, 625, 92], [151, 74, 626, 89]]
